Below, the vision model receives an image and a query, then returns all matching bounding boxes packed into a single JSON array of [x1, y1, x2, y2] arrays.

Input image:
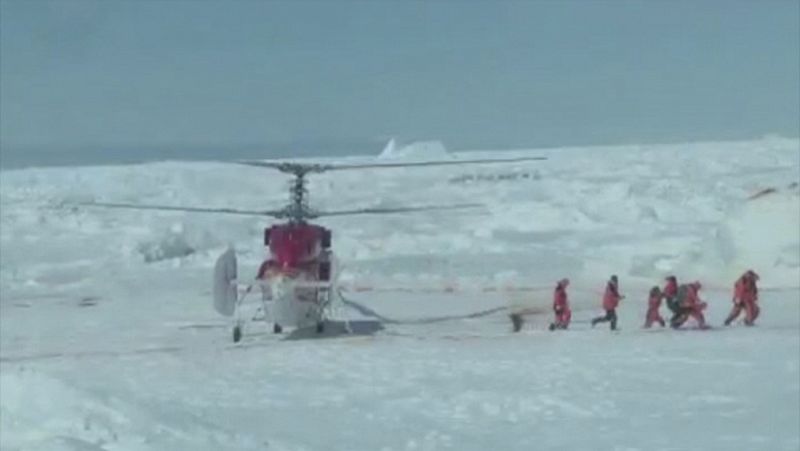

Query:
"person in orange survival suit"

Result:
[[670, 281, 709, 329], [549, 278, 572, 331], [643, 286, 666, 328], [724, 270, 760, 326], [591, 275, 624, 330]]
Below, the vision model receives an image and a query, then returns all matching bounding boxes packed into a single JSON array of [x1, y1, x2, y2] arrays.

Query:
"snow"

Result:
[[1, 137, 799, 450]]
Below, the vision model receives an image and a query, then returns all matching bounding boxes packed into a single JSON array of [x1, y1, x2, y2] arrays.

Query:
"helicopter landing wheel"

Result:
[[273, 323, 283, 334], [233, 325, 242, 343], [316, 321, 325, 333]]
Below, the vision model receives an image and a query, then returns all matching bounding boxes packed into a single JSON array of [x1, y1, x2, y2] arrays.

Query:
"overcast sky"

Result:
[[1, 0, 798, 158]]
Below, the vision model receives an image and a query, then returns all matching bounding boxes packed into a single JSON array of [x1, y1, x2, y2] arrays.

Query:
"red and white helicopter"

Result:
[[82, 155, 545, 342]]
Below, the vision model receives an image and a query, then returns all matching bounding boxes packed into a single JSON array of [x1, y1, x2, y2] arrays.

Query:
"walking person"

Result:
[[644, 286, 666, 328], [549, 278, 572, 331], [591, 275, 624, 330], [725, 270, 760, 326]]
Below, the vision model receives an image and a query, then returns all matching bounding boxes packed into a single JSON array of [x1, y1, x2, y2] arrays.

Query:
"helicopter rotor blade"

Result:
[[237, 155, 546, 174], [314, 202, 482, 217], [321, 155, 547, 171], [77, 201, 285, 217], [236, 161, 328, 174]]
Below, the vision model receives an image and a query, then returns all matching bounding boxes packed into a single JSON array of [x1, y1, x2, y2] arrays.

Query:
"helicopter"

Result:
[[80, 154, 546, 342]]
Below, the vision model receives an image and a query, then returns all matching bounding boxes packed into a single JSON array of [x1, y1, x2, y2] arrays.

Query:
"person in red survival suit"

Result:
[[591, 275, 624, 330], [724, 270, 760, 326], [549, 278, 572, 331], [643, 286, 666, 328], [670, 281, 709, 329]]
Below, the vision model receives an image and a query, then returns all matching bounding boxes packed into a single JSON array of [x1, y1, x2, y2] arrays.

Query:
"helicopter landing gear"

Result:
[[233, 325, 242, 343], [316, 321, 325, 333], [273, 323, 283, 334]]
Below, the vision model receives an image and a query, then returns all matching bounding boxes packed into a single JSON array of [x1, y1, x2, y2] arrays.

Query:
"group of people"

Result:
[[535, 270, 761, 332]]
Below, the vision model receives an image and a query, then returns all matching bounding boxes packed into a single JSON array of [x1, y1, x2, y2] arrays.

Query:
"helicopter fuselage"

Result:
[[253, 222, 334, 332], [260, 223, 332, 280]]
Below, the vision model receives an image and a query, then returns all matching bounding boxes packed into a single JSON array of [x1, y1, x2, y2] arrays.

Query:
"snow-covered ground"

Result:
[[1, 137, 799, 451]]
